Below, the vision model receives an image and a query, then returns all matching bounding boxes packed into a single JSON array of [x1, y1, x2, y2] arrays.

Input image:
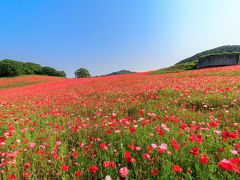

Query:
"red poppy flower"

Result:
[[125, 152, 135, 163], [9, 174, 16, 179], [142, 153, 151, 159], [208, 121, 219, 127], [173, 165, 182, 173], [190, 147, 199, 155], [130, 127, 136, 133], [72, 152, 78, 158], [222, 131, 238, 139], [128, 145, 136, 150], [218, 148, 225, 153], [234, 144, 240, 150], [231, 157, 240, 164], [75, 171, 82, 177], [100, 144, 108, 151], [151, 168, 158, 176], [198, 154, 209, 164], [171, 139, 180, 150], [0, 136, 6, 143], [62, 165, 69, 171], [23, 163, 30, 169], [23, 172, 31, 177], [103, 161, 111, 168], [89, 165, 98, 174], [219, 159, 234, 171], [187, 169, 192, 174]]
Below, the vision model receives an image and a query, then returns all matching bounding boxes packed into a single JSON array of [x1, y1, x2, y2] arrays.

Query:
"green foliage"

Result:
[[24, 62, 42, 74], [177, 45, 240, 64], [75, 68, 91, 78], [0, 61, 20, 77], [58, 71, 67, 77], [38, 66, 66, 77], [0, 59, 66, 78], [151, 61, 197, 75]]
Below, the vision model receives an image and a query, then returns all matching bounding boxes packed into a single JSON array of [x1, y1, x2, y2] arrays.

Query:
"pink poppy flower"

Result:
[[159, 143, 168, 151], [119, 167, 129, 178]]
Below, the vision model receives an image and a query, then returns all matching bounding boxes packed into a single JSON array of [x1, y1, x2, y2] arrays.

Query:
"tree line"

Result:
[[0, 59, 66, 77], [0, 59, 91, 78]]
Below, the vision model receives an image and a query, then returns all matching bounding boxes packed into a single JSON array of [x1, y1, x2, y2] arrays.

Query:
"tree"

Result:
[[75, 68, 91, 78], [56, 71, 66, 77], [24, 62, 42, 74], [38, 67, 66, 77], [0, 61, 20, 77], [39, 66, 57, 76]]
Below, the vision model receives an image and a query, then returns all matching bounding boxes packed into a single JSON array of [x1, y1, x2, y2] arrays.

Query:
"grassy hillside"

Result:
[[177, 45, 240, 65], [151, 45, 240, 75], [151, 61, 197, 75]]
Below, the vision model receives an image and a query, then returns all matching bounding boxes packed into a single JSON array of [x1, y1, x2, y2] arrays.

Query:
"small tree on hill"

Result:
[[75, 68, 91, 78]]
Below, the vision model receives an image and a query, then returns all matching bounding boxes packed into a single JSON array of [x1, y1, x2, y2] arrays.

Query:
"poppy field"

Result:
[[0, 66, 240, 179]]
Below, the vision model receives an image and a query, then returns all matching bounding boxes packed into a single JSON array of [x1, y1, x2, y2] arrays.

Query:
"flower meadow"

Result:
[[0, 66, 240, 179]]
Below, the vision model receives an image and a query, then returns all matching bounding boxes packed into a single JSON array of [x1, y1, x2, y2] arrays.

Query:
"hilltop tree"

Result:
[[75, 68, 91, 78]]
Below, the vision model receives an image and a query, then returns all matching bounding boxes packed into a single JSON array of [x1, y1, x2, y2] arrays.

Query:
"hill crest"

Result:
[[177, 45, 240, 65], [103, 70, 135, 76]]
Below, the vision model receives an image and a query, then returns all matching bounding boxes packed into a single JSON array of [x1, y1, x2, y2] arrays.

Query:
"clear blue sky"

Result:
[[1, 0, 240, 77]]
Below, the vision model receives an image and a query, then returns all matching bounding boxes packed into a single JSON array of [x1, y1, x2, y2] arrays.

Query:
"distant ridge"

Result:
[[176, 45, 240, 65], [103, 70, 135, 76]]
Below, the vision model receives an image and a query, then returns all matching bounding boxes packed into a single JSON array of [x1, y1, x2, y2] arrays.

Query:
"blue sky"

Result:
[[1, 0, 240, 77]]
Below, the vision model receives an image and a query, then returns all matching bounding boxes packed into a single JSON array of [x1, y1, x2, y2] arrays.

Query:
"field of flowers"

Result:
[[0, 76, 64, 90], [0, 66, 239, 179]]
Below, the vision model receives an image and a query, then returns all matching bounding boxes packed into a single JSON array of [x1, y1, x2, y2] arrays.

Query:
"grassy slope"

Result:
[[151, 61, 198, 75]]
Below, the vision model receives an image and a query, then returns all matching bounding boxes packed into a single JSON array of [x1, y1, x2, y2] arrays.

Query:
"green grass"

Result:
[[151, 61, 198, 75], [0, 81, 46, 89]]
